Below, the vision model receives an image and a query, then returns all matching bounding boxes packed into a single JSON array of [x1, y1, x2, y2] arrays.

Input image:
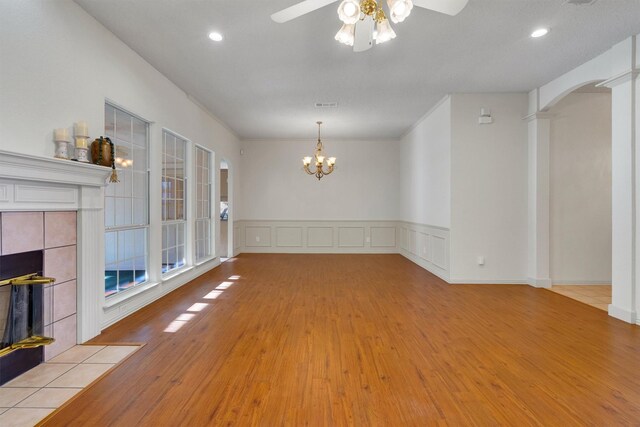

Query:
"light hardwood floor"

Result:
[[43, 254, 640, 426], [549, 284, 611, 311]]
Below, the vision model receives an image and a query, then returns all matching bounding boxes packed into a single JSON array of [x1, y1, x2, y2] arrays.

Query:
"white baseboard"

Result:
[[551, 280, 611, 285], [400, 248, 449, 282], [448, 279, 528, 285], [527, 277, 552, 288], [608, 304, 637, 324]]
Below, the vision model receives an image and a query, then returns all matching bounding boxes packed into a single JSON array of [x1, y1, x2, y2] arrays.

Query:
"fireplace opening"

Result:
[[0, 250, 55, 385]]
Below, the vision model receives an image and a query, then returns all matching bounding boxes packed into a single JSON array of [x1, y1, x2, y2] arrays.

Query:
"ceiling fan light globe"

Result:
[[387, 0, 413, 23], [338, 0, 361, 24], [335, 23, 355, 46], [375, 19, 396, 44]]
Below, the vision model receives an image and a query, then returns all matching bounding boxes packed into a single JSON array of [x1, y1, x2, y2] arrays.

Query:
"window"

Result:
[[104, 104, 149, 297], [162, 130, 187, 274], [195, 146, 213, 262]]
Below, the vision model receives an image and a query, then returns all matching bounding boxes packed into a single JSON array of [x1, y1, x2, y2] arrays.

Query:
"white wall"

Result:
[[549, 92, 612, 283], [399, 97, 451, 228], [449, 93, 529, 283], [0, 0, 241, 328], [239, 139, 399, 221]]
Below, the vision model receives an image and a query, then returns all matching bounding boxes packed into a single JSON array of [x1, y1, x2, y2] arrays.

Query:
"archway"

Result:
[[219, 159, 232, 261], [546, 83, 612, 310]]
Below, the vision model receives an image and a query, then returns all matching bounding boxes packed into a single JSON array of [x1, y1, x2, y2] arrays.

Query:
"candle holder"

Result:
[[53, 128, 71, 160], [74, 121, 91, 163], [54, 140, 70, 160], [74, 137, 90, 162]]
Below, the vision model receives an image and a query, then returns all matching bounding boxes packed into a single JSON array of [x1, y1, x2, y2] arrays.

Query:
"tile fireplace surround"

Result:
[[1, 211, 78, 361], [0, 150, 112, 352]]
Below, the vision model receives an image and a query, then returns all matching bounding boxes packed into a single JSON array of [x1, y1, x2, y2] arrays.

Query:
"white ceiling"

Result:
[[75, 0, 640, 140]]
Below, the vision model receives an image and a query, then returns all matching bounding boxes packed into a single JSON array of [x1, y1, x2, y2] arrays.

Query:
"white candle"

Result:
[[74, 121, 89, 136], [54, 128, 69, 141]]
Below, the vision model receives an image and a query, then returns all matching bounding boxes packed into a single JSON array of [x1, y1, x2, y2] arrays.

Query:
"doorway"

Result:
[[547, 83, 612, 310], [219, 160, 229, 261]]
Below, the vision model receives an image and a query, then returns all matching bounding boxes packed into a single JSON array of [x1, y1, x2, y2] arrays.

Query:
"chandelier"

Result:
[[302, 121, 336, 180], [335, 0, 413, 47]]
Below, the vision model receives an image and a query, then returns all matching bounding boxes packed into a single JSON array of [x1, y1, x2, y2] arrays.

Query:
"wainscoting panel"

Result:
[[431, 235, 447, 270], [235, 221, 449, 278], [276, 227, 303, 247], [307, 227, 333, 247], [399, 227, 407, 251], [245, 226, 271, 248], [338, 227, 365, 247], [418, 232, 430, 261], [398, 222, 450, 282], [370, 227, 396, 248], [236, 221, 398, 254], [409, 230, 417, 255]]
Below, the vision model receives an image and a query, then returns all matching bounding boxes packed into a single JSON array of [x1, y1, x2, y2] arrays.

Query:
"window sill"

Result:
[[162, 265, 194, 281], [104, 280, 160, 308], [195, 256, 217, 267]]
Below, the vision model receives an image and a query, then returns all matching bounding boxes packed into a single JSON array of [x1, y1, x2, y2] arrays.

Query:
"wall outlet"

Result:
[[256, 236, 260, 242], [477, 256, 485, 266], [365, 236, 370, 243]]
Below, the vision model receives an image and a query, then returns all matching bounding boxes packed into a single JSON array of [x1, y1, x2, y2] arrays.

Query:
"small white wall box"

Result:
[[478, 108, 493, 124], [477, 256, 485, 266]]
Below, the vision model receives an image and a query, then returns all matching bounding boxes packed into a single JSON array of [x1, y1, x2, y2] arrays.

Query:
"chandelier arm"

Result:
[[321, 165, 334, 175]]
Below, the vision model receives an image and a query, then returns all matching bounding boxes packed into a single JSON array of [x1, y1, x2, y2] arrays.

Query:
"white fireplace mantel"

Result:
[[0, 149, 112, 342]]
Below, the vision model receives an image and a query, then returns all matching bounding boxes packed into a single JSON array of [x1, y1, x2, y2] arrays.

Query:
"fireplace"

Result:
[[0, 150, 112, 351], [0, 250, 55, 385]]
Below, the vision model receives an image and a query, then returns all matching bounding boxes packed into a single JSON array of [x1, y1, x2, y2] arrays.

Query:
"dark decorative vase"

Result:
[[90, 136, 119, 183], [91, 136, 113, 167]]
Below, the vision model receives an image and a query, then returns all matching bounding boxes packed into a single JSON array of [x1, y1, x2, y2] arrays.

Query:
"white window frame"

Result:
[[194, 144, 215, 264], [104, 102, 150, 299], [161, 129, 189, 277]]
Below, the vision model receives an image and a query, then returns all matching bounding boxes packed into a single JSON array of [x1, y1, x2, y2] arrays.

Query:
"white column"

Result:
[[526, 113, 552, 288], [603, 38, 638, 324], [76, 185, 106, 342]]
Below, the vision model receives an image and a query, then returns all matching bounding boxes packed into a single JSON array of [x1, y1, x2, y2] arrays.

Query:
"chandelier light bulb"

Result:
[[375, 19, 396, 44], [317, 155, 326, 164], [338, 0, 361, 24], [335, 24, 355, 46], [387, 0, 413, 23], [303, 156, 312, 165]]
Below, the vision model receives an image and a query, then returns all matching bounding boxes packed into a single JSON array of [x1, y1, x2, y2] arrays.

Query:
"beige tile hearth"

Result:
[[47, 363, 114, 388], [0, 388, 38, 407], [84, 345, 138, 364], [0, 344, 141, 426], [0, 407, 55, 427], [16, 388, 81, 409], [48, 345, 105, 364], [3, 363, 75, 388]]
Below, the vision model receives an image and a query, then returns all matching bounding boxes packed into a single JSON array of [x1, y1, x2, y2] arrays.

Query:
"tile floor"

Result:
[[0, 344, 140, 427], [549, 284, 612, 311]]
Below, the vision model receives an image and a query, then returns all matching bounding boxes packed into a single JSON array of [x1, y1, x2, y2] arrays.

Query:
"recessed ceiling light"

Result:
[[208, 32, 223, 42], [531, 28, 549, 38]]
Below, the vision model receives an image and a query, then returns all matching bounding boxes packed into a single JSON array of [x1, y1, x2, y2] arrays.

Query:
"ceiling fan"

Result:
[[271, 0, 469, 52]]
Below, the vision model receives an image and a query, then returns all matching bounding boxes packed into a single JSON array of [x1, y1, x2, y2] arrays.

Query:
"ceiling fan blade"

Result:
[[353, 16, 374, 52], [271, 0, 340, 23], [412, 0, 469, 16]]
